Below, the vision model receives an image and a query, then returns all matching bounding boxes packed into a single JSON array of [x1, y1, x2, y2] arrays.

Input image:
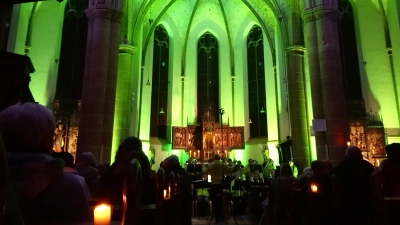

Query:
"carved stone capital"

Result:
[[302, 11, 316, 24], [86, 4, 123, 22], [286, 45, 306, 55], [315, 9, 340, 22], [119, 44, 136, 55]]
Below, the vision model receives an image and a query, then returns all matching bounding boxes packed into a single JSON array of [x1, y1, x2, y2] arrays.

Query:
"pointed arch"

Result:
[[150, 24, 169, 138], [247, 25, 267, 138], [197, 32, 220, 121]]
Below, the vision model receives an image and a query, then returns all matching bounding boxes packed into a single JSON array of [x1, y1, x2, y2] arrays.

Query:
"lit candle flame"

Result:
[[311, 184, 318, 193], [347, 141, 351, 147], [94, 204, 111, 225]]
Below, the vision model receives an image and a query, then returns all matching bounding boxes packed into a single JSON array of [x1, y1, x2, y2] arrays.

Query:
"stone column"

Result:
[[316, 9, 349, 164], [78, 2, 122, 163], [112, 45, 136, 159], [302, 12, 328, 160], [286, 46, 311, 169]]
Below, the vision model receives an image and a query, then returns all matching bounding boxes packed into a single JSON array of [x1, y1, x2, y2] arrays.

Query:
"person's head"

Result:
[[0, 103, 55, 154], [345, 146, 362, 160], [115, 136, 143, 162], [311, 160, 325, 175], [214, 154, 221, 161], [97, 163, 107, 176], [322, 159, 332, 172], [280, 163, 293, 176], [55, 152, 74, 167], [386, 143, 400, 160], [162, 155, 180, 169], [77, 152, 97, 168]]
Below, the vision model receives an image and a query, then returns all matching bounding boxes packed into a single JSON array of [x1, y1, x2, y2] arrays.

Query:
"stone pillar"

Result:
[[302, 12, 328, 160], [317, 9, 349, 164], [302, 3, 349, 164], [112, 45, 136, 159], [78, 1, 122, 163], [286, 46, 311, 169]]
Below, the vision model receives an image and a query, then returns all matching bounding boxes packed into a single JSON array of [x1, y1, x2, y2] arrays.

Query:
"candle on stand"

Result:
[[377, 159, 380, 167], [189, 150, 192, 157], [311, 184, 318, 193], [224, 150, 227, 155], [168, 185, 171, 198], [198, 150, 200, 156], [194, 152, 197, 158], [217, 150, 219, 155], [164, 189, 167, 199], [94, 204, 111, 225]]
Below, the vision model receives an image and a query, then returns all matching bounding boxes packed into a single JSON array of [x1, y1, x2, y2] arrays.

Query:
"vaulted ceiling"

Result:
[[124, 0, 286, 60]]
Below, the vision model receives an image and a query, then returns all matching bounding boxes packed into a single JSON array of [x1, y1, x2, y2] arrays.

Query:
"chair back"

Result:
[[156, 167, 165, 203], [0, 134, 8, 221], [168, 172, 176, 197], [121, 159, 142, 225]]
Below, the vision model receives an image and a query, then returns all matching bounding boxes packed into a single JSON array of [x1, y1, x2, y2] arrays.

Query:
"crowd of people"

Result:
[[258, 144, 400, 225], [1, 102, 400, 225]]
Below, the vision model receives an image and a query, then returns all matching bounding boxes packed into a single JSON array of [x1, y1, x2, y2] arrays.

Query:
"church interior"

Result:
[[1, 0, 400, 170]]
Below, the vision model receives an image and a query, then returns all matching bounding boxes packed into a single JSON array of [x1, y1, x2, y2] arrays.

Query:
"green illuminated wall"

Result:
[[7, 2, 66, 107], [352, 1, 400, 137]]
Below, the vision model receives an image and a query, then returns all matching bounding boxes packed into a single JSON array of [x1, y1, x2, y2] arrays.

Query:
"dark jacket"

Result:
[[7, 152, 91, 224], [99, 151, 155, 205]]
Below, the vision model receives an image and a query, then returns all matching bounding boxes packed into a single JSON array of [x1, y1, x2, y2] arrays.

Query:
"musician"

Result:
[[205, 154, 235, 223], [262, 158, 275, 179]]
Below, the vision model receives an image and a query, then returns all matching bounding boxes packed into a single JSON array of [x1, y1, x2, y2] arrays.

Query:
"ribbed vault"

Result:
[[126, 0, 286, 66]]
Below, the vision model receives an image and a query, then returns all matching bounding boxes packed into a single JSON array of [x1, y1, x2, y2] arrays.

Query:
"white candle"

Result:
[[168, 185, 171, 198], [189, 150, 192, 157], [94, 204, 111, 225], [164, 189, 167, 199], [377, 159, 380, 167]]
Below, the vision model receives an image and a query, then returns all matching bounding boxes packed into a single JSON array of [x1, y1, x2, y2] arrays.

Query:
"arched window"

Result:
[[197, 32, 219, 122], [247, 25, 267, 138], [55, 0, 88, 101], [150, 25, 169, 138], [339, 0, 362, 100]]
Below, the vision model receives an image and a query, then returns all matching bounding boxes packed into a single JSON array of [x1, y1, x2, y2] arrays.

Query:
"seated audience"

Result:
[[99, 136, 155, 206], [161, 155, 192, 225], [53, 151, 91, 200], [76, 152, 100, 198], [275, 163, 297, 225], [53, 151, 77, 174], [0, 103, 90, 223], [333, 146, 374, 225]]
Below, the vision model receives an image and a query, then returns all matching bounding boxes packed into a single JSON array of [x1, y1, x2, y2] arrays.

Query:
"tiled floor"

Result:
[[192, 216, 248, 225]]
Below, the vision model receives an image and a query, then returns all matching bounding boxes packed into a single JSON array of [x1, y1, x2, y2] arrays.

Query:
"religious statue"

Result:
[[53, 122, 66, 152]]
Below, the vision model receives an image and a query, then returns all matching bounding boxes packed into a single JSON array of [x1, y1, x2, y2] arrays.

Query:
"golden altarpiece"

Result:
[[347, 100, 387, 167], [172, 112, 244, 161], [51, 99, 81, 161]]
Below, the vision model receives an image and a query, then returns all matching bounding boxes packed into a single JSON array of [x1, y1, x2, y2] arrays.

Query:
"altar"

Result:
[[172, 112, 244, 161]]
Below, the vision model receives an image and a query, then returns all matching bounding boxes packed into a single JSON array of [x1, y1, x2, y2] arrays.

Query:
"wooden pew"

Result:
[[121, 158, 142, 225]]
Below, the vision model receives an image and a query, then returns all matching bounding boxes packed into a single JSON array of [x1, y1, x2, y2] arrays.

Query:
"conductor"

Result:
[[205, 154, 235, 223]]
